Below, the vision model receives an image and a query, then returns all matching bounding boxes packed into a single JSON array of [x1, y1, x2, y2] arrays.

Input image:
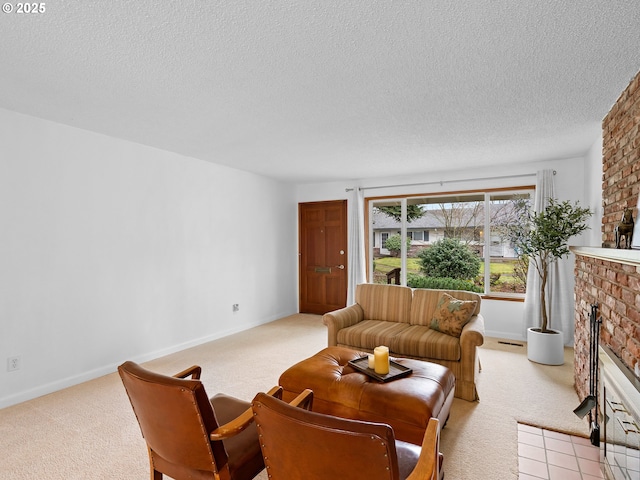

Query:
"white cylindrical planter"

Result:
[[526, 327, 565, 365]]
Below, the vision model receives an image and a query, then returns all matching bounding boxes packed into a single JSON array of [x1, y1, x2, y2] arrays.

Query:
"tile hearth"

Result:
[[518, 423, 604, 480]]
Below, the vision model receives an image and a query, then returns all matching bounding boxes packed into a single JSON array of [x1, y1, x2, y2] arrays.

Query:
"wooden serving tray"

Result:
[[348, 356, 413, 383]]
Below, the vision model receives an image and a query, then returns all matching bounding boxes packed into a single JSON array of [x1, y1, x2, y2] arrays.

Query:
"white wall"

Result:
[[295, 153, 595, 341], [584, 136, 604, 246], [0, 109, 298, 408]]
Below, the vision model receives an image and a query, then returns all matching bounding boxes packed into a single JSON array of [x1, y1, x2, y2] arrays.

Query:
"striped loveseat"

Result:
[[323, 283, 484, 401]]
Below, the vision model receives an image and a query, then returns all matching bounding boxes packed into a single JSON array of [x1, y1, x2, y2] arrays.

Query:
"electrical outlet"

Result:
[[7, 356, 21, 372], [232, 304, 239, 312]]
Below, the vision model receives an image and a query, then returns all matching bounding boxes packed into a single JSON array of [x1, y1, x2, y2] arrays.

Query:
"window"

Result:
[[381, 232, 389, 249], [368, 188, 533, 297], [408, 230, 429, 242]]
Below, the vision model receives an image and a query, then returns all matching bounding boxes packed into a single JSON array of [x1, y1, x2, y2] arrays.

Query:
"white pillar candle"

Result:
[[367, 354, 375, 369], [374, 346, 390, 375]]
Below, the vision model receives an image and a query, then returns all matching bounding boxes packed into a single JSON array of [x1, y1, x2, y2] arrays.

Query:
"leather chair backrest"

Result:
[[118, 361, 228, 474], [252, 392, 401, 479]]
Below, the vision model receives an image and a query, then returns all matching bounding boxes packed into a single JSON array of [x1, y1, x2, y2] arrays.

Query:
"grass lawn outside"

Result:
[[374, 256, 421, 275], [372, 255, 526, 292]]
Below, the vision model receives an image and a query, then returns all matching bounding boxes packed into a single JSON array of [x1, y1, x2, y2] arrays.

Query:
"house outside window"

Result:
[[368, 188, 533, 298]]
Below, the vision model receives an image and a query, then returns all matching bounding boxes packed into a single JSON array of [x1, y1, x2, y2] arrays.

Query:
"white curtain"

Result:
[[347, 187, 367, 305], [522, 170, 574, 345]]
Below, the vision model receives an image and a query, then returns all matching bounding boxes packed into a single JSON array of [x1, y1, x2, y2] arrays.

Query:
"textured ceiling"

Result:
[[1, 1, 639, 183]]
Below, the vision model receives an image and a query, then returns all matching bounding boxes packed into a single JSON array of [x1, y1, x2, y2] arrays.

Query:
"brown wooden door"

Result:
[[299, 200, 348, 314]]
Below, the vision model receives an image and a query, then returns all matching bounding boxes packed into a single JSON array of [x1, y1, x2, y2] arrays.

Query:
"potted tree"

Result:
[[508, 197, 592, 365]]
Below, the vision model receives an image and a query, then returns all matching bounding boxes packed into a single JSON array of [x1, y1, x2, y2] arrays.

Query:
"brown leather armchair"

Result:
[[251, 389, 443, 480], [118, 361, 281, 480]]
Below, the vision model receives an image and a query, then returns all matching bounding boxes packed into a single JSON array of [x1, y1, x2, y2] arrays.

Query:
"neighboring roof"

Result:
[[372, 208, 480, 229]]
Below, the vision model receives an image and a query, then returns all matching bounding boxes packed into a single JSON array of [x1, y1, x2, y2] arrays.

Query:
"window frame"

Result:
[[365, 186, 534, 300]]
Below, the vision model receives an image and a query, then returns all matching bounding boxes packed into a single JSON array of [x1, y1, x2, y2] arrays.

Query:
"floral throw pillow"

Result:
[[429, 293, 478, 337]]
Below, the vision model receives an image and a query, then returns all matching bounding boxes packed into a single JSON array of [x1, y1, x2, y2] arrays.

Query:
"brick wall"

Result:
[[574, 255, 640, 400], [574, 69, 640, 401], [602, 72, 640, 246]]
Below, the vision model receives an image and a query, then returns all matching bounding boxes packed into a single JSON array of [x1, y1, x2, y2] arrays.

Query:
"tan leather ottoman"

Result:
[[278, 346, 455, 445]]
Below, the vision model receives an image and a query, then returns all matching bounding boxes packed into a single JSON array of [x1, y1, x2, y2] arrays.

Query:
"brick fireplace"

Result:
[[570, 69, 640, 479], [573, 250, 640, 402], [573, 69, 640, 407]]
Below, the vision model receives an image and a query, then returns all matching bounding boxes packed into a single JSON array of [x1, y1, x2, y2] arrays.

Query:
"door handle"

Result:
[[314, 265, 344, 273]]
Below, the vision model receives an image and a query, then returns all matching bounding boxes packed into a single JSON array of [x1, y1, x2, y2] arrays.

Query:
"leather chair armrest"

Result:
[[173, 365, 202, 379], [288, 389, 314, 411], [406, 418, 441, 480], [323, 304, 364, 347], [266, 385, 284, 400], [209, 386, 283, 441]]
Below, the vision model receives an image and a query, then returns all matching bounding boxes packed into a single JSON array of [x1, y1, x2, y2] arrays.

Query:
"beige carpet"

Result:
[[0, 314, 589, 479]]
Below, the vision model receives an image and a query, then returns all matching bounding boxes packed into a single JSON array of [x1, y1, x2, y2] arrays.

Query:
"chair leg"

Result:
[[148, 450, 162, 480]]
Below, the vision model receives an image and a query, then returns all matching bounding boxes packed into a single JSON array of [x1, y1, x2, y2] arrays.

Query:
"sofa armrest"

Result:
[[323, 304, 364, 347], [460, 314, 485, 349], [457, 314, 485, 400]]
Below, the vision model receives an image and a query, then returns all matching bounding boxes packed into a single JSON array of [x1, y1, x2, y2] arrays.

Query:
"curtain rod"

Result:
[[345, 171, 554, 192]]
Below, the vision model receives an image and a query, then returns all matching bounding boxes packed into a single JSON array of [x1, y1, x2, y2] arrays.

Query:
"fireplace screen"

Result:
[[600, 345, 640, 480]]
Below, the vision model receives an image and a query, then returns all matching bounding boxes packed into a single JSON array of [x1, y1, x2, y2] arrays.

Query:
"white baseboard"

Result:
[[0, 314, 285, 410]]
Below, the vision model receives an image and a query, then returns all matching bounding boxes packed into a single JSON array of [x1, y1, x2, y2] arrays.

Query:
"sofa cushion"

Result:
[[390, 325, 461, 361], [356, 283, 412, 324], [410, 288, 481, 326], [429, 293, 477, 337], [336, 320, 411, 350]]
